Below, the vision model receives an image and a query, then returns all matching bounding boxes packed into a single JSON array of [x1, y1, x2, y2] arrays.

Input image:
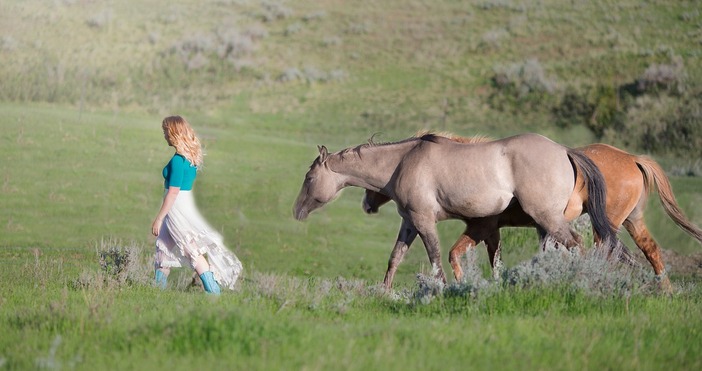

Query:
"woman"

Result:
[[151, 115, 242, 294]]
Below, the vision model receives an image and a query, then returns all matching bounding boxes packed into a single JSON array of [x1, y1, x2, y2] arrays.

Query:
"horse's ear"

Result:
[[317, 145, 329, 163]]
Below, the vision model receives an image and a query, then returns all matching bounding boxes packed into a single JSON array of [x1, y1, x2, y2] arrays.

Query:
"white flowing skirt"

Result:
[[155, 190, 242, 290]]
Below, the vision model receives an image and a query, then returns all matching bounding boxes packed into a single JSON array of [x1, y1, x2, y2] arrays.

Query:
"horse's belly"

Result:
[[443, 191, 514, 218]]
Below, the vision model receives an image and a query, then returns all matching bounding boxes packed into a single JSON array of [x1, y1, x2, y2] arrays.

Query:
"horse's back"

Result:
[[579, 143, 646, 223], [580, 143, 645, 198], [396, 133, 575, 219], [416, 132, 574, 193]]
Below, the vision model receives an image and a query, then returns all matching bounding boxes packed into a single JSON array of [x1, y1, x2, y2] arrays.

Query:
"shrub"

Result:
[[622, 92, 702, 157], [479, 28, 510, 50], [552, 86, 595, 128], [260, 1, 293, 22], [86, 10, 113, 29], [72, 239, 152, 289], [503, 244, 654, 296], [302, 11, 327, 22], [635, 56, 687, 95], [284, 22, 303, 36], [669, 159, 702, 177], [278, 67, 303, 82], [477, 0, 525, 12], [277, 66, 347, 83], [414, 264, 446, 305], [169, 33, 216, 70], [492, 59, 557, 95], [548, 51, 700, 159], [488, 58, 558, 112], [322, 36, 342, 47], [216, 28, 256, 59], [345, 22, 372, 35], [167, 25, 262, 71], [587, 84, 627, 138], [1, 35, 18, 51], [553, 80, 701, 159], [443, 249, 490, 300]]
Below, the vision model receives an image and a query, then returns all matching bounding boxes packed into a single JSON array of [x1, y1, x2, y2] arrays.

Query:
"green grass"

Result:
[[1, 0, 702, 369], [1, 245, 702, 370], [1, 103, 701, 369]]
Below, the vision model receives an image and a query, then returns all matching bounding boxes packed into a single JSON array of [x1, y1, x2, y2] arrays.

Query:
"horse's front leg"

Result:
[[448, 232, 478, 282], [383, 218, 418, 289], [484, 228, 503, 281], [454, 218, 501, 282], [415, 221, 447, 285]]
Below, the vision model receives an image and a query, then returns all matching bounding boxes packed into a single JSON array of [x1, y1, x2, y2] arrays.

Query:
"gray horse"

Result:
[[293, 133, 617, 288]]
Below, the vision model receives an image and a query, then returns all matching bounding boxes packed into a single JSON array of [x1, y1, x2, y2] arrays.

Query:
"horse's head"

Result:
[[293, 145, 345, 221], [362, 189, 392, 214]]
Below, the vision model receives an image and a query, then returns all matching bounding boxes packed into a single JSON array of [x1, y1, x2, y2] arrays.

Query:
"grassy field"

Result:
[[1, 103, 701, 370], [1, 0, 702, 369]]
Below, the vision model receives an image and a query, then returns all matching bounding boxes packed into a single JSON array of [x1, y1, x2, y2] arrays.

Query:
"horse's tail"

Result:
[[567, 149, 620, 251], [636, 156, 702, 244]]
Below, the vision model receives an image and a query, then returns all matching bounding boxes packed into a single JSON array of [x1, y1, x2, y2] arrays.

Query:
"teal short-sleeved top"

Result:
[[163, 153, 197, 190]]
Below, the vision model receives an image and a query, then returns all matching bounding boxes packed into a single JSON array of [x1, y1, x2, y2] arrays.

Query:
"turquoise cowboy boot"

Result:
[[199, 271, 221, 295], [154, 270, 168, 289]]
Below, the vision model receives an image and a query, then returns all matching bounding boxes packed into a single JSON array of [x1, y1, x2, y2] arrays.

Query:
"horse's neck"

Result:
[[329, 141, 416, 191]]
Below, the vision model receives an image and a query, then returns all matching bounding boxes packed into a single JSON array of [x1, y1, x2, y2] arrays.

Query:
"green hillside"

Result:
[[1, 1, 701, 368], [1, 0, 700, 151]]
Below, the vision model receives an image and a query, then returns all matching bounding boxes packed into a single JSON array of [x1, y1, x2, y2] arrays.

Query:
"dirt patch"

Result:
[[662, 249, 702, 278], [634, 248, 702, 279]]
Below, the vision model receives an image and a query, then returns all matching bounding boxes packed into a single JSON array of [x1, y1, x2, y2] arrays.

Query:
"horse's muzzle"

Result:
[[362, 201, 379, 214], [293, 207, 309, 221]]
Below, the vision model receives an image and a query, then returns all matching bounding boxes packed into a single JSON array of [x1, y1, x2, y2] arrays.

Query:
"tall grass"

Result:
[[1, 237, 701, 369]]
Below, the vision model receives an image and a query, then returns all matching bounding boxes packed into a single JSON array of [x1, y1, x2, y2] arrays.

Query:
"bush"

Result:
[[587, 84, 628, 138], [73, 239, 152, 289], [479, 28, 510, 50], [168, 28, 258, 71], [488, 58, 558, 112], [277, 66, 347, 83], [552, 87, 595, 128], [86, 10, 113, 29], [622, 92, 702, 157], [550, 53, 699, 159], [503, 243, 653, 296], [623, 56, 688, 96], [260, 1, 293, 22]]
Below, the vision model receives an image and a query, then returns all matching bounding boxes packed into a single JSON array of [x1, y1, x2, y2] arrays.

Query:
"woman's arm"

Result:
[[151, 186, 180, 236]]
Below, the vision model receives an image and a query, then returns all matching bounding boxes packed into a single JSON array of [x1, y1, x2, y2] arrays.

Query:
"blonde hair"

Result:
[[162, 115, 204, 168]]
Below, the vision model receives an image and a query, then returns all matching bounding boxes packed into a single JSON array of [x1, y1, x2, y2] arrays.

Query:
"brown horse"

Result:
[[294, 133, 618, 289], [363, 137, 702, 291]]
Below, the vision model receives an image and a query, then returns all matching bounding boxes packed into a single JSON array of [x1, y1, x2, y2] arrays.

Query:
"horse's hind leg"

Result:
[[532, 219, 578, 251], [591, 213, 637, 265], [622, 217, 672, 293]]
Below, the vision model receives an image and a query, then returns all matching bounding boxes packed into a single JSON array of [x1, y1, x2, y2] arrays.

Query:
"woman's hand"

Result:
[[152, 218, 163, 236], [152, 186, 180, 237]]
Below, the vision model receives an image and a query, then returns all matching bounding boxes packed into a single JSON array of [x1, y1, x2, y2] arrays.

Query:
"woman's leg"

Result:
[[194, 254, 221, 295], [154, 228, 178, 289], [193, 254, 210, 275], [154, 267, 170, 289]]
